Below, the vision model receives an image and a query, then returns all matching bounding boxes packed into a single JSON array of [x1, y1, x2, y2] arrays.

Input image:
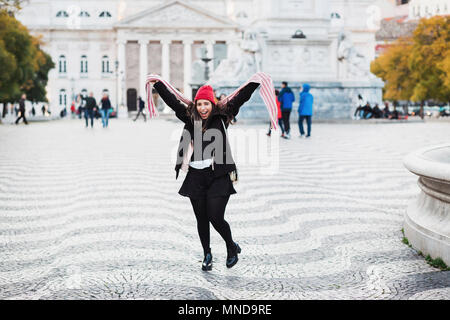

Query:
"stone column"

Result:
[[183, 40, 193, 100], [117, 40, 127, 118], [138, 39, 148, 101], [161, 39, 171, 113]]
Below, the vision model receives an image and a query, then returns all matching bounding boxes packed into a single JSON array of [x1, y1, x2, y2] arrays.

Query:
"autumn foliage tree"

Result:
[[0, 0, 24, 12], [371, 16, 450, 117], [0, 9, 54, 104]]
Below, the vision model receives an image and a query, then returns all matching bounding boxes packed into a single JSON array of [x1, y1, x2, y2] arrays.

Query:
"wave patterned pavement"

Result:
[[0, 118, 449, 300]]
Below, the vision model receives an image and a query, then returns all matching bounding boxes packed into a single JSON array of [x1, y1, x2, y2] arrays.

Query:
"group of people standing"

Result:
[[76, 92, 113, 128], [267, 82, 314, 139]]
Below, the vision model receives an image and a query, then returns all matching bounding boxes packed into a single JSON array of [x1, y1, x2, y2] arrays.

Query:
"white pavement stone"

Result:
[[0, 118, 449, 300]]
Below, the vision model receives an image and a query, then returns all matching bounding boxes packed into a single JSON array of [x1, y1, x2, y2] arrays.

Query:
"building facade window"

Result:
[[236, 11, 248, 18], [58, 55, 67, 73], [102, 55, 110, 73], [79, 11, 90, 17], [56, 10, 69, 17], [99, 11, 112, 18], [331, 12, 341, 19], [80, 55, 88, 74], [59, 89, 67, 106]]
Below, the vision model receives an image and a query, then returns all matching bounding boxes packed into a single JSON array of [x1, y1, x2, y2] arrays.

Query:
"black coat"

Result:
[[138, 98, 145, 110], [19, 99, 26, 112], [100, 98, 112, 110], [154, 81, 259, 179], [84, 97, 97, 110]]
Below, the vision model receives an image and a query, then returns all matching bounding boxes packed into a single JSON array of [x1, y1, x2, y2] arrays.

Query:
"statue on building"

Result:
[[337, 32, 369, 79], [240, 29, 262, 73], [208, 29, 262, 87]]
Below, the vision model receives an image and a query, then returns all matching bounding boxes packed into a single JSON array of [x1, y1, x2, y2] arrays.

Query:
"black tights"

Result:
[[189, 196, 234, 255]]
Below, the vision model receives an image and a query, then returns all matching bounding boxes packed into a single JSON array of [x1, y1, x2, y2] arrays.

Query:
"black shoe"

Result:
[[202, 252, 213, 271], [226, 243, 241, 269]]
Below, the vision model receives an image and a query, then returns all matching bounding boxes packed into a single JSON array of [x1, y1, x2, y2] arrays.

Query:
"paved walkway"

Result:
[[0, 118, 449, 299]]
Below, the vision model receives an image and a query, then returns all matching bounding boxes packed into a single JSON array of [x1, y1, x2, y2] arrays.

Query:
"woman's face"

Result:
[[196, 99, 213, 120]]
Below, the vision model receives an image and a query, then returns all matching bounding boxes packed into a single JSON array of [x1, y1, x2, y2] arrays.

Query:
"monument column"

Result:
[[161, 39, 171, 113], [117, 39, 127, 117], [138, 39, 148, 101], [161, 39, 171, 81], [183, 39, 193, 100]]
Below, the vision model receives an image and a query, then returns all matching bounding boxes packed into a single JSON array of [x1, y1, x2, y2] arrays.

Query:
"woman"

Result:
[[99, 93, 112, 128], [150, 79, 260, 271], [267, 89, 285, 137]]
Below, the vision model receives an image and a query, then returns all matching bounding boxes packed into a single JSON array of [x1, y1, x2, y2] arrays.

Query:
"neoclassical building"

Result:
[[17, 0, 392, 116]]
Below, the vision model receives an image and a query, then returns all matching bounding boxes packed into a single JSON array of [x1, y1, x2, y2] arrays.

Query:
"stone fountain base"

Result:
[[403, 145, 450, 265]]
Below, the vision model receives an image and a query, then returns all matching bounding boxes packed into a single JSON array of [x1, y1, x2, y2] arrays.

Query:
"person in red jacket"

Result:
[[267, 89, 285, 137]]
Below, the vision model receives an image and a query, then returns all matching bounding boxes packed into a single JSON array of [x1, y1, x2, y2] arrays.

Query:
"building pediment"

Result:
[[116, 0, 238, 30]]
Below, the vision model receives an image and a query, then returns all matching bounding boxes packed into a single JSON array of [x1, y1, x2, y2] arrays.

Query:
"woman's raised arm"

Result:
[[225, 82, 260, 117], [153, 81, 189, 123]]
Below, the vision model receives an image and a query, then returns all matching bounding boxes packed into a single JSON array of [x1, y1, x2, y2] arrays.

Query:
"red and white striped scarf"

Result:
[[145, 72, 279, 130]]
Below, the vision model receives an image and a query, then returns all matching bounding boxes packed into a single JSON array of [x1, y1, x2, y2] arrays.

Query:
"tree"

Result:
[[371, 16, 450, 118], [22, 36, 54, 102], [409, 16, 450, 104], [0, 9, 54, 104], [438, 53, 450, 94], [371, 38, 415, 102], [0, 1, 25, 12]]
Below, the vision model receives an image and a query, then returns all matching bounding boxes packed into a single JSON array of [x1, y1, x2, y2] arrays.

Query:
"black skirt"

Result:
[[179, 166, 237, 199]]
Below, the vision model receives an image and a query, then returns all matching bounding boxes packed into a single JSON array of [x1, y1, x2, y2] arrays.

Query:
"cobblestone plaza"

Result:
[[0, 119, 449, 299]]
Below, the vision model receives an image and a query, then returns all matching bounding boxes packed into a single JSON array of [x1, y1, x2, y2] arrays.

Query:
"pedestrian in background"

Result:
[[2, 103, 7, 118], [383, 102, 390, 118], [267, 89, 285, 137], [82, 92, 97, 128], [372, 104, 383, 119], [133, 96, 147, 122], [362, 102, 373, 119], [278, 81, 295, 139], [15, 94, 28, 125], [70, 101, 76, 118], [100, 93, 112, 127], [77, 95, 85, 119], [298, 84, 313, 138]]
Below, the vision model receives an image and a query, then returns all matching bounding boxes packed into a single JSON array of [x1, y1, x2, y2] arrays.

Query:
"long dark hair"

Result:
[[186, 100, 234, 130]]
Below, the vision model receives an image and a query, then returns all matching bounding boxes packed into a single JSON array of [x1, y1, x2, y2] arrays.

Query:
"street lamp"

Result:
[[115, 60, 119, 113], [292, 29, 306, 39], [200, 46, 213, 81], [70, 77, 75, 103]]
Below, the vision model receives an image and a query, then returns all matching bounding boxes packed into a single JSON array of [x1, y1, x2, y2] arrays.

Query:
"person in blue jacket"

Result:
[[298, 83, 314, 138], [278, 81, 295, 139]]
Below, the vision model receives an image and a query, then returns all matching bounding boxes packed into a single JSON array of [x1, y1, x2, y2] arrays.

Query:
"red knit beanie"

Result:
[[194, 85, 216, 105]]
